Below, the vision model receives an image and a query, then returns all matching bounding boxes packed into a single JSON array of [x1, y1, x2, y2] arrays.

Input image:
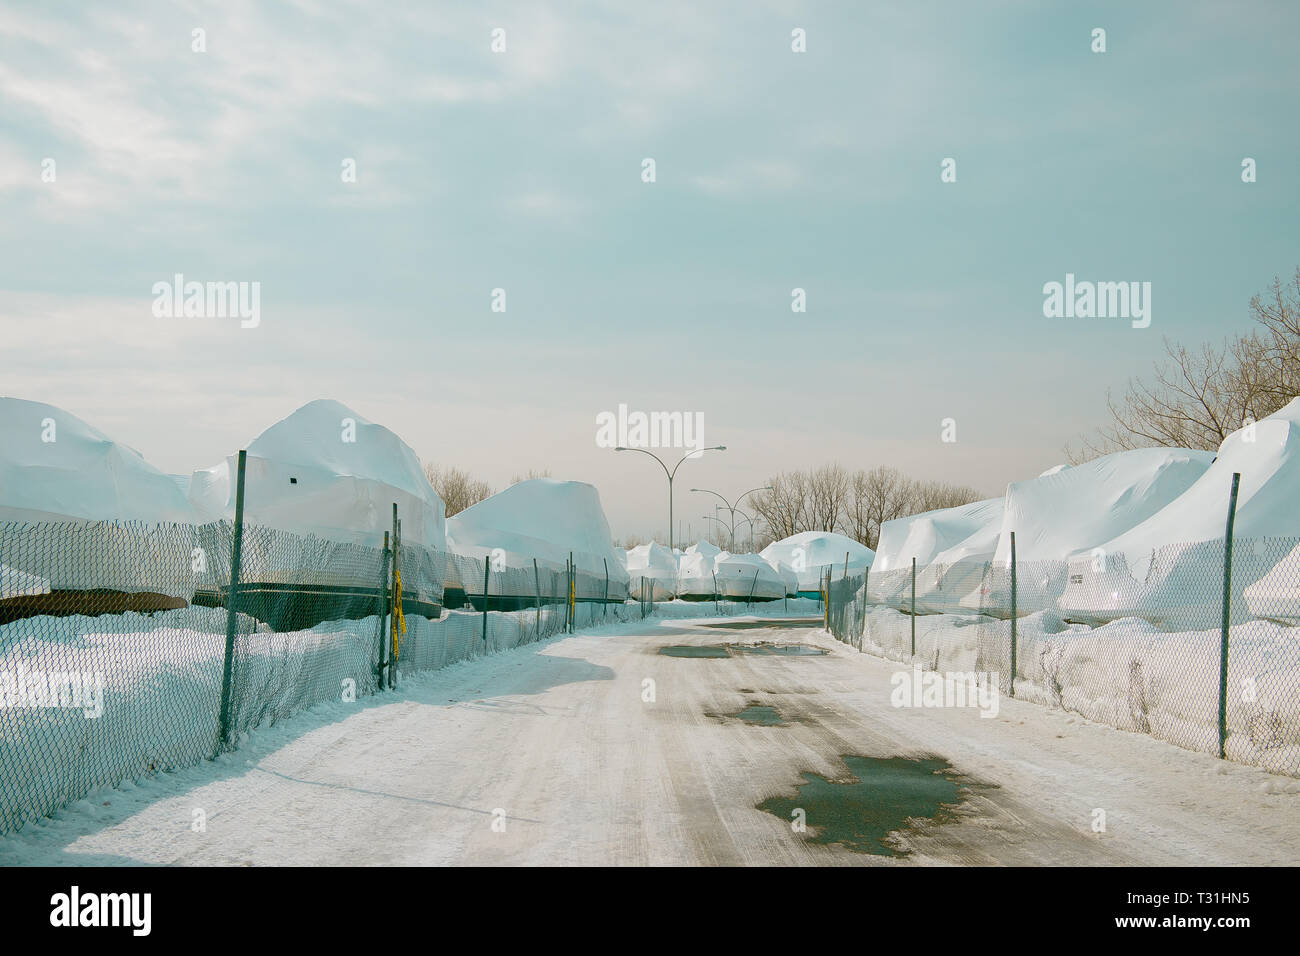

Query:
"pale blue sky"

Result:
[[2, 1, 1297, 539]]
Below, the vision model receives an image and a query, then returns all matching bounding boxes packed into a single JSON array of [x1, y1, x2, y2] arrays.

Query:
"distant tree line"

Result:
[[748, 465, 984, 552], [421, 464, 551, 517]]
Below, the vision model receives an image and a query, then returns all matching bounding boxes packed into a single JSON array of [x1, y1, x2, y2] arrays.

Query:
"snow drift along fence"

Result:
[[827, 527, 1300, 778], [0, 513, 628, 835]]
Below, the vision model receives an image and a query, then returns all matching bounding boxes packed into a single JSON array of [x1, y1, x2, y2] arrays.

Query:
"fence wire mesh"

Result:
[[0, 517, 631, 834], [828, 533, 1300, 777]]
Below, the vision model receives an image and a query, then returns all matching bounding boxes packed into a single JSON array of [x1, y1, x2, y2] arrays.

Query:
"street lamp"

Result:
[[689, 485, 772, 552], [615, 445, 726, 552]]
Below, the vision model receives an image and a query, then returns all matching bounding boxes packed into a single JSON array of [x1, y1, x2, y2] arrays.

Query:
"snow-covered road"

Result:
[[6, 615, 1300, 865]]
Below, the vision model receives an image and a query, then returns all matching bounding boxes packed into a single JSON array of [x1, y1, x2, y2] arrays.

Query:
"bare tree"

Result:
[[423, 462, 494, 517], [807, 464, 850, 532], [910, 479, 986, 514], [510, 468, 553, 484], [749, 471, 810, 539], [845, 466, 911, 550], [1069, 269, 1300, 461]]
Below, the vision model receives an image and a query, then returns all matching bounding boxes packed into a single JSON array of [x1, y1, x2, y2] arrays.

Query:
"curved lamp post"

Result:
[[615, 445, 726, 552], [689, 486, 772, 551]]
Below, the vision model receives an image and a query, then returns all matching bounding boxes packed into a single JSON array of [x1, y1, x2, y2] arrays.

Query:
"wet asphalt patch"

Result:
[[757, 755, 970, 856]]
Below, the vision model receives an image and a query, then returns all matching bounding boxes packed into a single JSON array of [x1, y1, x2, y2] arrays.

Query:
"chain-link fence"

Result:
[[827, 524, 1300, 777], [0, 507, 641, 834]]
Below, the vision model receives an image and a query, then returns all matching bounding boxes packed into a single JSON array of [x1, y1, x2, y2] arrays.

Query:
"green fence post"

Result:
[[1009, 531, 1018, 698], [1219, 472, 1241, 760], [910, 556, 916, 657], [603, 557, 608, 618], [217, 449, 247, 755], [481, 560, 490, 643], [533, 557, 542, 637], [375, 531, 391, 686]]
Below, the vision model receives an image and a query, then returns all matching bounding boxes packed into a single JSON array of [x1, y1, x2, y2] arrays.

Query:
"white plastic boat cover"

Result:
[[711, 551, 787, 600], [676, 540, 722, 596], [0, 397, 198, 595], [189, 399, 446, 551], [760, 531, 873, 594], [625, 541, 678, 599], [871, 498, 1004, 611], [1058, 397, 1300, 627], [445, 478, 629, 589], [0, 396, 195, 526], [963, 447, 1214, 616]]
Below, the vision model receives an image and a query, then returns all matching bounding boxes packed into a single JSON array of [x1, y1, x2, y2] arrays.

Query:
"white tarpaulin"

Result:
[[446, 478, 628, 594], [761, 531, 873, 595], [964, 447, 1215, 617], [711, 551, 787, 601], [870, 497, 1004, 612], [0, 397, 197, 594], [625, 541, 678, 600], [190, 399, 446, 550], [1059, 397, 1300, 627], [676, 540, 722, 598]]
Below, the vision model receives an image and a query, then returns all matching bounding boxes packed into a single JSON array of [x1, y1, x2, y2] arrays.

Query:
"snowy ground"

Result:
[[3, 614, 1299, 866]]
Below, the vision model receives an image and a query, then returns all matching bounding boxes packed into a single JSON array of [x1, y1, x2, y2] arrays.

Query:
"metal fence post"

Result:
[[603, 557, 608, 618], [217, 449, 247, 754], [389, 505, 399, 689], [747, 569, 759, 607], [713, 572, 719, 613], [533, 557, 542, 637], [910, 557, 916, 657], [481, 560, 490, 643], [569, 551, 575, 633], [1009, 531, 1018, 698], [375, 531, 391, 685], [1219, 472, 1242, 760]]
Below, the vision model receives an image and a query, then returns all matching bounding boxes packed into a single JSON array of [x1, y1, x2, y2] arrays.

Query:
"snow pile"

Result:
[[446, 478, 629, 597], [965, 447, 1214, 617], [761, 531, 873, 596], [849, 606, 1300, 777], [190, 399, 446, 551], [0, 397, 198, 595], [625, 541, 678, 600], [1059, 398, 1300, 627]]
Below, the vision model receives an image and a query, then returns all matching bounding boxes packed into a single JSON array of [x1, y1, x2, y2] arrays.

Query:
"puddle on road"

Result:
[[757, 755, 966, 856], [658, 642, 827, 658], [718, 703, 789, 726], [701, 619, 823, 630], [658, 645, 731, 658]]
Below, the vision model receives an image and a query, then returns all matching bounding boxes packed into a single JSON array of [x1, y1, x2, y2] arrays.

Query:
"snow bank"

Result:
[[845, 606, 1300, 777]]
